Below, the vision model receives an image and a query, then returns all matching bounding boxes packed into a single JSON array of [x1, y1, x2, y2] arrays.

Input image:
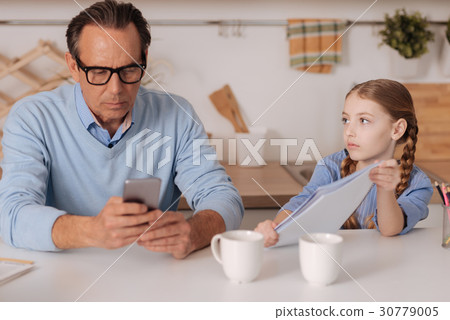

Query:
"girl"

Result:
[[256, 79, 433, 247]]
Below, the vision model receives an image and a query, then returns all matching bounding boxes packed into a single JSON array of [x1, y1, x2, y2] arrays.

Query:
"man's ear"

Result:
[[392, 118, 407, 141], [65, 52, 80, 83]]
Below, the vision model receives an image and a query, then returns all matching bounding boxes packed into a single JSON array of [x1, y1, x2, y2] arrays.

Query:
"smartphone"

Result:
[[123, 177, 161, 210]]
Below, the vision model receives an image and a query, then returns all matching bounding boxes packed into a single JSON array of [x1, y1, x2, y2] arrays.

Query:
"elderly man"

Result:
[[0, 0, 243, 259]]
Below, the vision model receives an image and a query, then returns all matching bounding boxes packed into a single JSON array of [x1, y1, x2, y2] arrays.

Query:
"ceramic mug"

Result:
[[211, 230, 264, 283], [299, 233, 343, 286]]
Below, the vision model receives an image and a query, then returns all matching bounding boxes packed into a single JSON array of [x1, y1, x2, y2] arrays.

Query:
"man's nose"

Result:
[[107, 72, 123, 94]]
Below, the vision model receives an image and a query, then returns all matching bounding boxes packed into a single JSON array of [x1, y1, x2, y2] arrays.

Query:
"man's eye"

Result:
[[91, 69, 108, 76]]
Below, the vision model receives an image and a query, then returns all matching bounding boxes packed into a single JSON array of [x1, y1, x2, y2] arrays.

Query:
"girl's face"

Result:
[[342, 93, 406, 167]]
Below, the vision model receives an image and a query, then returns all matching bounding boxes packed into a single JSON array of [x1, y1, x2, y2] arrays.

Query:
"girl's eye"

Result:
[[342, 118, 349, 124], [360, 118, 369, 124]]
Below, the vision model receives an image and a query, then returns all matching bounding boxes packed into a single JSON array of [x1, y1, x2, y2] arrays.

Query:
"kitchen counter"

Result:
[[178, 162, 302, 209]]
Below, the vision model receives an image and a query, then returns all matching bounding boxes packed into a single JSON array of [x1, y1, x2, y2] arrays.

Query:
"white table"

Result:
[[1, 228, 449, 302]]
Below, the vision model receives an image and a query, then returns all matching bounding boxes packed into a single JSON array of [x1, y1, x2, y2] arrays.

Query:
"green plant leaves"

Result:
[[379, 8, 434, 59]]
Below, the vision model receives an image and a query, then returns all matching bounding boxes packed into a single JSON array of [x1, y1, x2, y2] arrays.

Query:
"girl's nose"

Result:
[[345, 123, 355, 137]]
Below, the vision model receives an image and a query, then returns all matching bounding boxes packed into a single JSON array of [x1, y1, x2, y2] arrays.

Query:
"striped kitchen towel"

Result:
[[287, 19, 347, 73]]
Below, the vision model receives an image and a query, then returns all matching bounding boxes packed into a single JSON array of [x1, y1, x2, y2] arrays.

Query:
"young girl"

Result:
[[256, 79, 433, 247]]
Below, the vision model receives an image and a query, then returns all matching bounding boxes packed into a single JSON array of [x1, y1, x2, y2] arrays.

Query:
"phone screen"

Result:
[[123, 177, 161, 210]]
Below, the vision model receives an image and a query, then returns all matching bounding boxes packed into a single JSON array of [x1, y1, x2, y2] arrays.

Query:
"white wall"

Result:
[[1, 0, 449, 161]]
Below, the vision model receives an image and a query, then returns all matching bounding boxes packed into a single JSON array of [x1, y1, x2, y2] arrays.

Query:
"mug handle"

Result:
[[211, 234, 223, 264]]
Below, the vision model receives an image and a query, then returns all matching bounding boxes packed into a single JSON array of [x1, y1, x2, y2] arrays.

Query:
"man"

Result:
[[0, 0, 243, 259]]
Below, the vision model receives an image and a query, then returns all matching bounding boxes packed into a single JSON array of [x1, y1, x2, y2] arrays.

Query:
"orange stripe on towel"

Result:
[[287, 19, 346, 74]]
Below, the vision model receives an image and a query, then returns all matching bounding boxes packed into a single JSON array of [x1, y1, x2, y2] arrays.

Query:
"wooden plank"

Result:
[[43, 41, 68, 66], [403, 83, 450, 161], [0, 91, 14, 104], [0, 54, 43, 89], [0, 45, 43, 79]]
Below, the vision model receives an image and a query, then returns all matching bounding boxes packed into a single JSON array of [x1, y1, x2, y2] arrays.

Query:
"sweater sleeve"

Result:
[[172, 99, 244, 230], [0, 102, 65, 251], [373, 168, 433, 235]]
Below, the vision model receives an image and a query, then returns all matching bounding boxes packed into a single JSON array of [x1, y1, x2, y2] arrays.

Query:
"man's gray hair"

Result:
[[66, 0, 151, 59]]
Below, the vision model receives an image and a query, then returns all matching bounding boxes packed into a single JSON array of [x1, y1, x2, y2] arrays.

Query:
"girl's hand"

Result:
[[255, 220, 279, 247], [369, 159, 401, 192]]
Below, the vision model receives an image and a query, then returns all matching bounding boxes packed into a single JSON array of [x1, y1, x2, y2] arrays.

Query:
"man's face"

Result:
[[66, 23, 144, 128]]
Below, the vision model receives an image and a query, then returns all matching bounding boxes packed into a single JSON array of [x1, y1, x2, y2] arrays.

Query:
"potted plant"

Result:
[[441, 18, 450, 76], [379, 9, 434, 78]]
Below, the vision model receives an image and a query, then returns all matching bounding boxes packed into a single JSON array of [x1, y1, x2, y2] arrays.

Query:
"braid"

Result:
[[341, 155, 360, 229], [340, 155, 357, 178], [396, 125, 418, 197]]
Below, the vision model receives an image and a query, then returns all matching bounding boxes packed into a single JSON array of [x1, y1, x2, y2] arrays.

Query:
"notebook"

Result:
[[273, 162, 380, 247]]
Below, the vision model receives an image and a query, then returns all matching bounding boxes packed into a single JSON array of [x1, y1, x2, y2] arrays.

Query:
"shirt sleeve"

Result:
[[397, 170, 433, 234], [372, 168, 433, 234], [0, 103, 66, 251], [280, 159, 335, 215], [172, 98, 244, 230]]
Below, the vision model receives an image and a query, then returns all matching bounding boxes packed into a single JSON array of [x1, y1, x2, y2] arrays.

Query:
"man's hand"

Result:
[[89, 197, 154, 249], [137, 210, 192, 259], [52, 197, 153, 249], [52, 200, 226, 257], [137, 209, 226, 259]]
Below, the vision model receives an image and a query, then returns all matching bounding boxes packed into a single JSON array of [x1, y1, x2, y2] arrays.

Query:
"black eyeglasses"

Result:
[[75, 54, 146, 85]]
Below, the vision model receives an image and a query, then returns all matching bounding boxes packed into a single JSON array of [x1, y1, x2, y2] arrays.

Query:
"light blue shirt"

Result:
[[75, 83, 134, 147], [0, 84, 244, 251], [281, 149, 433, 234]]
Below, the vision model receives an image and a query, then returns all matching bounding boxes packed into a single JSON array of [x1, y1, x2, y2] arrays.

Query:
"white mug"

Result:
[[299, 233, 343, 286], [211, 230, 264, 283]]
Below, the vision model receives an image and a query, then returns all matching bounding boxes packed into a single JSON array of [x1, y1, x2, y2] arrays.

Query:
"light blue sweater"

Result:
[[0, 85, 244, 251]]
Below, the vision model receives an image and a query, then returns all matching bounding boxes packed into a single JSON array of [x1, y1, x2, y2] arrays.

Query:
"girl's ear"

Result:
[[391, 118, 407, 141]]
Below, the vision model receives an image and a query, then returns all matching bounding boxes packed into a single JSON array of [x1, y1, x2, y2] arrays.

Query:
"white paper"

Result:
[[273, 162, 380, 247]]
